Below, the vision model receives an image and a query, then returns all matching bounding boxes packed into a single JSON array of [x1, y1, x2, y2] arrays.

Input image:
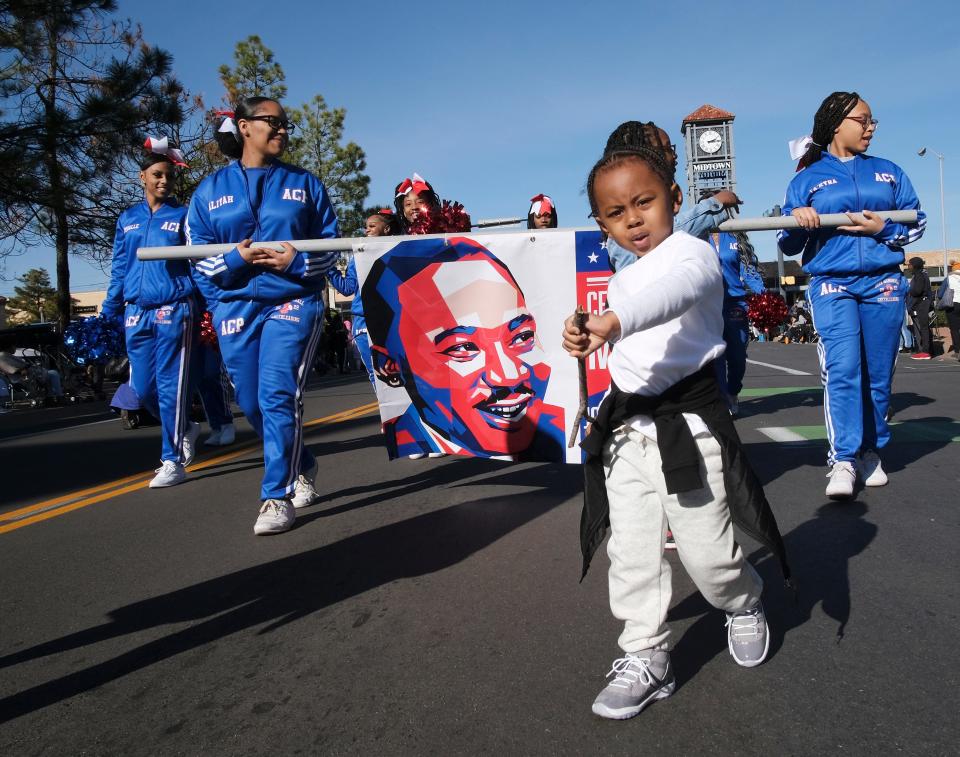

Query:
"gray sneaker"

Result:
[[592, 649, 675, 720], [726, 601, 770, 668]]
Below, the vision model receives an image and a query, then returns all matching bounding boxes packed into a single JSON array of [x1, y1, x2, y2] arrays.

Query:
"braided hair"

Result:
[[587, 121, 676, 218], [799, 91, 861, 169]]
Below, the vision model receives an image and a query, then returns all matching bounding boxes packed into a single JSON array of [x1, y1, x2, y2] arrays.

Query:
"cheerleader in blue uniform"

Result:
[[779, 91, 925, 499], [186, 96, 339, 534], [101, 138, 199, 488]]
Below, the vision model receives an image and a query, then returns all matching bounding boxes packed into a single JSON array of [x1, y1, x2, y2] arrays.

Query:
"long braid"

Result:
[[732, 230, 760, 276], [799, 91, 860, 169]]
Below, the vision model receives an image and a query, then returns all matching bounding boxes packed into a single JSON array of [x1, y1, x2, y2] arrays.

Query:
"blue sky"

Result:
[[3, 0, 958, 295]]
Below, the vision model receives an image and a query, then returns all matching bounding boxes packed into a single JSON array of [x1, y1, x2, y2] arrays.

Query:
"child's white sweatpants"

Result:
[[602, 425, 762, 652]]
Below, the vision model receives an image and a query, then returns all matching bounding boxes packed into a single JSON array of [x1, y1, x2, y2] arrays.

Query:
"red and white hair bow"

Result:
[[395, 172, 430, 198], [216, 110, 239, 139], [143, 136, 187, 167], [529, 194, 554, 216]]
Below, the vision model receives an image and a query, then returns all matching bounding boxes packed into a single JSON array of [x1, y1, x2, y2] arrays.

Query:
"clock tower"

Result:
[[681, 104, 737, 206]]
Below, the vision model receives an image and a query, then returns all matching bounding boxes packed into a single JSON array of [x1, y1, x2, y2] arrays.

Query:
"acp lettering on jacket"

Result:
[[221, 317, 245, 336], [875, 172, 896, 184], [208, 195, 235, 212], [819, 282, 847, 295], [281, 188, 308, 204], [160, 221, 181, 232], [125, 314, 140, 327]]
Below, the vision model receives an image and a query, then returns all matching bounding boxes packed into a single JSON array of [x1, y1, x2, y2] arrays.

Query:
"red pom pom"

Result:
[[198, 311, 219, 347], [746, 292, 789, 332], [407, 199, 472, 235]]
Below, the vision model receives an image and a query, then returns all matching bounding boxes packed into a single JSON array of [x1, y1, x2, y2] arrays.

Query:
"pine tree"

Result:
[[0, 0, 185, 331], [7, 268, 58, 323], [286, 96, 370, 237], [215, 37, 369, 236], [218, 35, 287, 104]]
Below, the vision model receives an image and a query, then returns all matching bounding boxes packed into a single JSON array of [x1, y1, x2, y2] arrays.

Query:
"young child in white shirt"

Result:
[[562, 125, 789, 721]]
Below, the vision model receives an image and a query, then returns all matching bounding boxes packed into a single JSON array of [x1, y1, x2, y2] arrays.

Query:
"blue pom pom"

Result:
[[63, 316, 126, 366]]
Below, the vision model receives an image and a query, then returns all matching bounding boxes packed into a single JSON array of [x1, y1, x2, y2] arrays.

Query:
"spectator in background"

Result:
[[906, 257, 932, 360], [936, 261, 960, 361]]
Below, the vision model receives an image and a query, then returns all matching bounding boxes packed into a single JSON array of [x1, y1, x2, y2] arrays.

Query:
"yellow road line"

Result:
[[0, 401, 380, 535]]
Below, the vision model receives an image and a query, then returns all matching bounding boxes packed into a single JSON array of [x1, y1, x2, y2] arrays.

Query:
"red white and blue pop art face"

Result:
[[366, 239, 553, 456]]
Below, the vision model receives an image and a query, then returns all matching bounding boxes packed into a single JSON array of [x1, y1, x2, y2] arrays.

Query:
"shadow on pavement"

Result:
[[0, 468, 576, 723], [667, 502, 876, 686], [0, 414, 379, 510]]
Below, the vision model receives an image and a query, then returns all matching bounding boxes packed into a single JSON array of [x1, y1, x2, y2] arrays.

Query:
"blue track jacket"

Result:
[[101, 200, 194, 319], [714, 232, 765, 299], [327, 258, 366, 334], [778, 153, 925, 276], [186, 160, 340, 305]]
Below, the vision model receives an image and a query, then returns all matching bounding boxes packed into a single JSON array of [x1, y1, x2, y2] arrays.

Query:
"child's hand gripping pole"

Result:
[[567, 306, 597, 448]]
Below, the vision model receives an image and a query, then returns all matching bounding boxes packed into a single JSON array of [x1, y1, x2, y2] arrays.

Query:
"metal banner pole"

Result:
[[137, 210, 918, 260]]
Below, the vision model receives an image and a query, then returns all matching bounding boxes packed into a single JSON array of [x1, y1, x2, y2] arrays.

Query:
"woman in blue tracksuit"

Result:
[[101, 141, 199, 489], [186, 96, 339, 535], [778, 91, 925, 500], [712, 231, 765, 414]]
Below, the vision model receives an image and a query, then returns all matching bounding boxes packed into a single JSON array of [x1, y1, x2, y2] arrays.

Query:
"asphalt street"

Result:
[[1, 344, 958, 756]]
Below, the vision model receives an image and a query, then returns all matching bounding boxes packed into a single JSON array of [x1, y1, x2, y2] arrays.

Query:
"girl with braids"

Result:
[[393, 173, 441, 233], [603, 121, 743, 273], [328, 209, 399, 389], [562, 130, 788, 720], [101, 138, 200, 489], [187, 96, 340, 535], [527, 194, 558, 229], [779, 91, 926, 500]]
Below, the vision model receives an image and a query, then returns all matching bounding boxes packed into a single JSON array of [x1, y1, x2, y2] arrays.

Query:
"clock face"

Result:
[[698, 129, 723, 154]]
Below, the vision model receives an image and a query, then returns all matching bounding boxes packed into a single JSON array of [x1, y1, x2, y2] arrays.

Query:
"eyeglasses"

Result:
[[243, 115, 296, 133], [844, 116, 878, 130]]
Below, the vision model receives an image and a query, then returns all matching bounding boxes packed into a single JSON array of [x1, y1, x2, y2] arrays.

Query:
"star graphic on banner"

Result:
[[588, 252, 599, 263], [600, 239, 608, 250]]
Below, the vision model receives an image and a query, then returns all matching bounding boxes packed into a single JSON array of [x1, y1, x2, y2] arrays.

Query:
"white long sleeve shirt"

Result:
[[604, 230, 726, 439]]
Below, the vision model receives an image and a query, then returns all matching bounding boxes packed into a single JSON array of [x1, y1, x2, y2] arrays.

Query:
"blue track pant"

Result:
[[211, 296, 323, 501], [124, 300, 195, 464], [194, 342, 232, 430], [807, 272, 906, 465], [715, 298, 749, 398]]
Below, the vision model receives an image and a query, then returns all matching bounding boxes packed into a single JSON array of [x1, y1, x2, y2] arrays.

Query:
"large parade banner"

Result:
[[353, 230, 612, 464]]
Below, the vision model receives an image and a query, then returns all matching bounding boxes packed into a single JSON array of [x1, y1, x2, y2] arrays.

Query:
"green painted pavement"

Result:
[[740, 386, 822, 398], [777, 420, 960, 443]]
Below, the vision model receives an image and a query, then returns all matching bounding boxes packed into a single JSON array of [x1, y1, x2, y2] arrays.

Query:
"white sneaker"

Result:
[[858, 450, 888, 487], [204, 423, 235, 447], [825, 461, 856, 500], [291, 476, 318, 508], [408, 452, 427, 459], [427, 452, 447, 458], [149, 460, 186, 488], [254, 499, 295, 535], [182, 421, 200, 466]]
